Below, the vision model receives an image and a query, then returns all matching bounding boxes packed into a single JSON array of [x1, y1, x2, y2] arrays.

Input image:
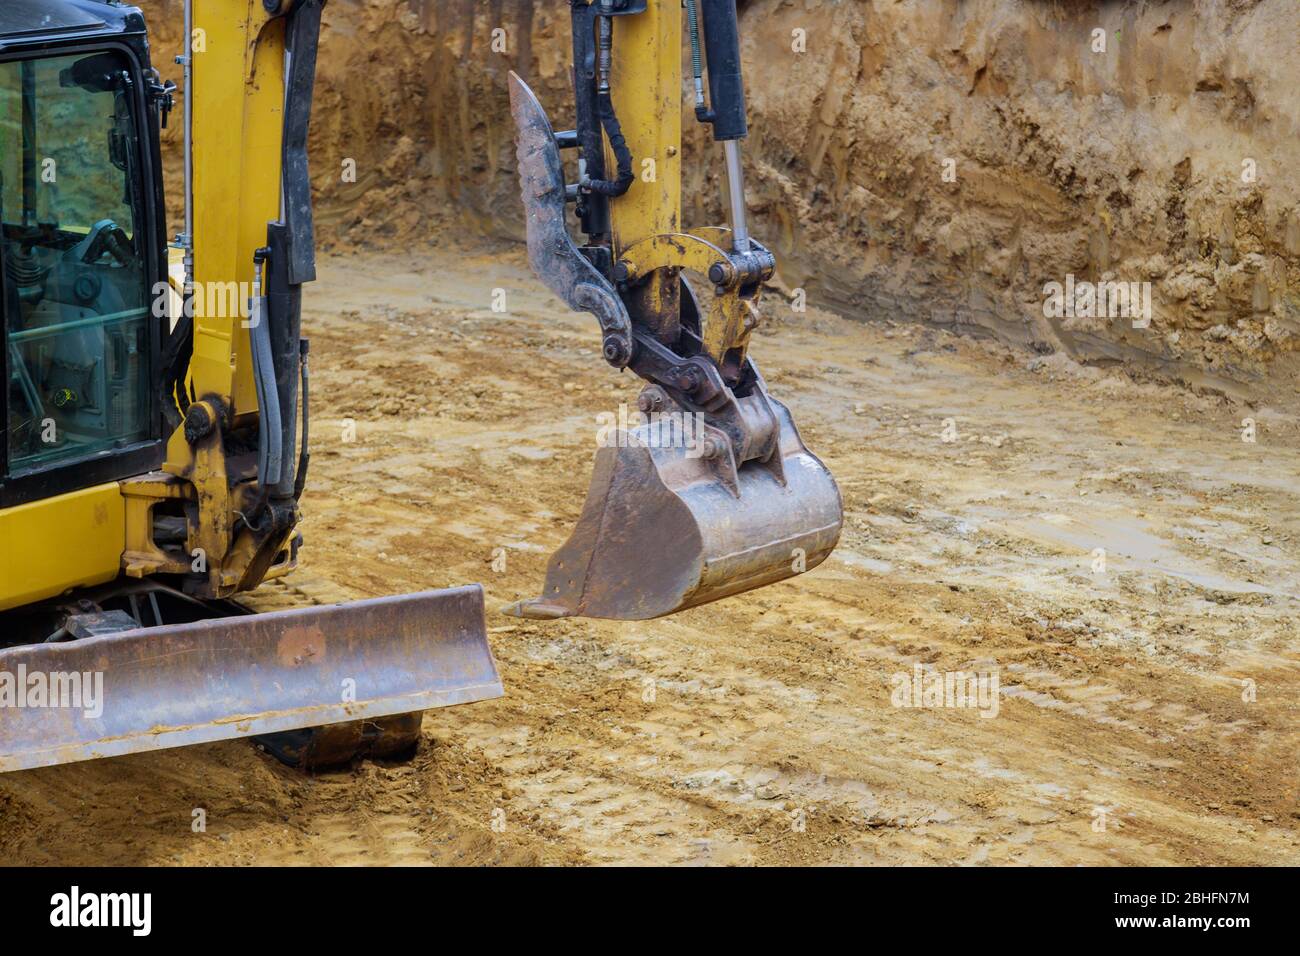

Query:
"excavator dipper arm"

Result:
[[507, 0, 842, 620]]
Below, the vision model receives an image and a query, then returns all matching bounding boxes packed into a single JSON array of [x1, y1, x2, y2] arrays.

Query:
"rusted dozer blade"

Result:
[[0, 586, 501, 774], [507, 401, 843, 620]]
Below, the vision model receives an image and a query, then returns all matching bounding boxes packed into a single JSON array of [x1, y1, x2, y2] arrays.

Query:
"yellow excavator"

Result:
[[0, 0, 841, 773]]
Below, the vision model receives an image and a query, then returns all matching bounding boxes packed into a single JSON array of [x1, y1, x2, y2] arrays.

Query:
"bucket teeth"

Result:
[[506, 399, 842, 621]]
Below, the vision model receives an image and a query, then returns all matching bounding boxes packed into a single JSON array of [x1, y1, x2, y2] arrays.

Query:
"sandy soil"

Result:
[[2, 244, 1297, 865]]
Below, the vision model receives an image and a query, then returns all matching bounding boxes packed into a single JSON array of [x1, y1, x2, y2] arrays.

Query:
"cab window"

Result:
[[1, 50, 151, 475]]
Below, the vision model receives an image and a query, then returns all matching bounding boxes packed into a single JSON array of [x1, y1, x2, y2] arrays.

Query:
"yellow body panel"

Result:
[[166, 0, 283, 464], [606, 0, 683, 342], [608, 0, 681, 255], [0, 484, 125, 612]]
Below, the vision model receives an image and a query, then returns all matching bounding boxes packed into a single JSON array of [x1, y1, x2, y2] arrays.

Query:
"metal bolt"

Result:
[[638, 387, 667, 415], [673, 366, 701, 393], [184, 403, 216, 445], [700, 437, 725, 460], [602, 335, 630, 367]]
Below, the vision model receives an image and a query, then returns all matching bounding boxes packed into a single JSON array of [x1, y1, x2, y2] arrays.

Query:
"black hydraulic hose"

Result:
[[293, 338, 311, 501], [248, 257, 283, 495], [587, 90, 635, 197], [242, 293, 282, 531], [584, 15, 634, 198], [685, 0, 705, 109], [161, 308, 193, 432]]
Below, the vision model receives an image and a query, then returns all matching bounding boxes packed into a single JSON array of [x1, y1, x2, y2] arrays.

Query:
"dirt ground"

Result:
[[2, 242, 1298, 865]]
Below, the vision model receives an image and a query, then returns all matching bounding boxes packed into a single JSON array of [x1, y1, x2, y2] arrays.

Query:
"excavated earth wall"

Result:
[[143, 0, 1300, 396]]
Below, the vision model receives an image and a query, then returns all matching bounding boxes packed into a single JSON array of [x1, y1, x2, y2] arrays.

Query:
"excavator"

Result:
[[0, 0, 841, 773]]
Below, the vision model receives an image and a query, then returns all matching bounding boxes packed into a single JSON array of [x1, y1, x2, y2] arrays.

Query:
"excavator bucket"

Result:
[[0, 586, 501, 773], [507, 399, 842, 621]]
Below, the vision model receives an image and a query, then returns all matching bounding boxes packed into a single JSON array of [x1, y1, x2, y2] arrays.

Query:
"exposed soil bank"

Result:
[[140, 0, 1299, 397], [737, 0, 1300, 397]]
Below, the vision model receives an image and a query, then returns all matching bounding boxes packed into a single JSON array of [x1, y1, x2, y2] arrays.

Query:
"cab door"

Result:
[[0, 46, 163, 508]]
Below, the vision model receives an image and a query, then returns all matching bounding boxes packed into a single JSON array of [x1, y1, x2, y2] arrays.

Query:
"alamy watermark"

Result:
[[150, 281, 260, 325], [50, 887, 151, 936], [0, 665, 103, 719], [890, 663, 1000, 718], [1042, 273, 1153, 329], [596, 404, 713, 458]]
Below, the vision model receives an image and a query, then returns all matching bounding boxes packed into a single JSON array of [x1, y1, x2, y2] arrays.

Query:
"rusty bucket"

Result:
[[507, 399, 842, 621]]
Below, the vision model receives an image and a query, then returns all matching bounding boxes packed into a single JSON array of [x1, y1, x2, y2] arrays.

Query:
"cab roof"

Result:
[[0, 0, 145, 53]]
